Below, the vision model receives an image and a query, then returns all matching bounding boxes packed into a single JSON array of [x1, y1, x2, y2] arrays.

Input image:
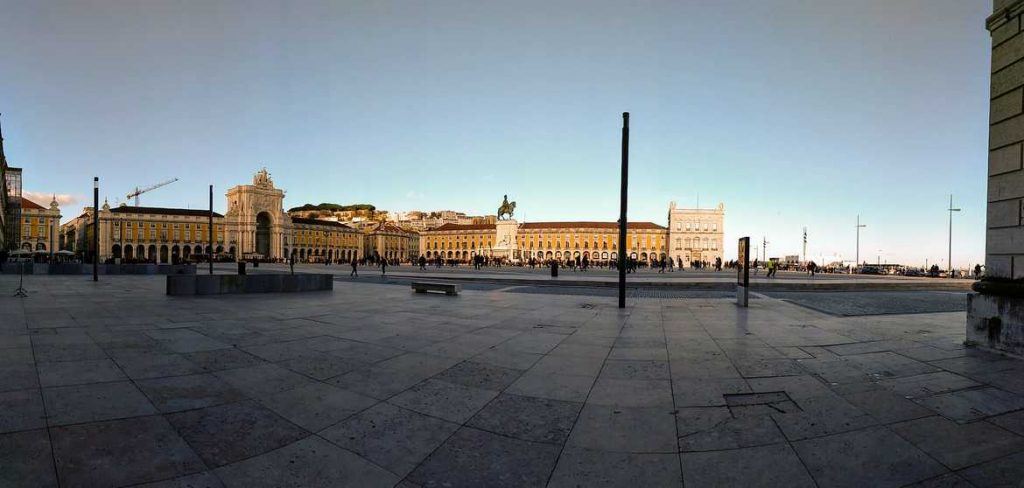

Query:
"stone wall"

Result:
[[988, 0, 1024, 277]]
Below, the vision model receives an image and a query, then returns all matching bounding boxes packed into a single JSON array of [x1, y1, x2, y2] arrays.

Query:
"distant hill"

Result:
[[287, 203, 376, 213]]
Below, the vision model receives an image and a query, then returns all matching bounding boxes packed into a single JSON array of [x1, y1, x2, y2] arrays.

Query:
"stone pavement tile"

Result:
[[973, 368, 1024, 395], [902, 473, 974, 488], [797, 357, 872, 384], [135, 471, 224, 488], [587, 377, 673, 407], [747, 374, 836, 400], [599, 359, 670, 379], [548, 447, 682, 488], [916, 387, 1024, 423], [0, 362, 40, 392], [734, 358, 806, 378], [675, 406, 734, 438], [43, 380, 157, 426], [259, 382, 376, 432], [501, 331, 567, 354], [670, 356, 742, 379], [880, 372, 981, 399], [389, 378, 499, 423], [890, 415, 1024, 470], [957, 451, 1024, 487], [0, 388, 45, 434], [166, 400, 310, 467], [845, 351, 942, 380], [324, 340, 406, 363], [33, 343, 108, 363], [0, 429, 57, 487], [112, 353, 206, 380], [988, 409, 1024, 435], [506, 372, 595, 402], [50, 415, 204, 487], [548, 343, 612, 359], [37, 358, 126, 387], [146, 329, 229, 353], [0, 346, 33, 366], [825, 340, 916, 356], [319, 402, 459, 477], [772, 393, 876, 441], [240, 342, 313, 362], [778, 346, 815, 359], [213, 435, 398, 488], [607, 346, 667, 361], [840, 388, 935, 424], [680, 443, 815, 488], [470, 347, 543, 370], [407, 426, 560, 488], [137, 373, 247, 413], [529, 354, 606, 377], [677, 410, 786, 451], [897, 346, 967, 363], [329, 365, 435, 400], [672, 377, 749, 407], [793, 426, 949, 487], [466, 393, 582, 444], [566, 404, 677, 453], [213, 363, 315, 398], [277, 352, 367, 380], [433, 360, 524, 390], [929, 354, 1020, 377], [183, 348, 266, 372]]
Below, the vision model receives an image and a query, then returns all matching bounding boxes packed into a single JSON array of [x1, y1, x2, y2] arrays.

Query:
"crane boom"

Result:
[[127, 177, 179, 206]]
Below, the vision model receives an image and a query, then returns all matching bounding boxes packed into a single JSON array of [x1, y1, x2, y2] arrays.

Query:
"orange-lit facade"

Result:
[[419, 221, 669, 263]]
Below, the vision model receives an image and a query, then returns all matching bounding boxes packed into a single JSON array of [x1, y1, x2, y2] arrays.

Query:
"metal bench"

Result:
[[411, 281, 461, 296]]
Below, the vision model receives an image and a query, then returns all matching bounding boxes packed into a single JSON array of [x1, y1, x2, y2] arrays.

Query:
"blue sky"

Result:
[[0, 0, 991, 266]]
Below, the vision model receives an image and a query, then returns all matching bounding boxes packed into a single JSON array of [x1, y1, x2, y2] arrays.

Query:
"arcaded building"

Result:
[[61, 169, 363, 263], [419, 220, 669, 264]]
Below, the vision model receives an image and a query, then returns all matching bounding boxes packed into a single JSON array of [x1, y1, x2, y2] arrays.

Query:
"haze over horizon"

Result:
[[0, 0, 991, 267]]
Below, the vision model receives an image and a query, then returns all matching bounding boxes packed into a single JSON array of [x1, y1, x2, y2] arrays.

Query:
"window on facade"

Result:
[[685, 222, 691, 231], [712, 223, 718, 232]]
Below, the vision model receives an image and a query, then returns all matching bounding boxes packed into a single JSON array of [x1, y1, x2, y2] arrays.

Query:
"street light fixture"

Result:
[[855, 215, 866, 269], [948, 194, 961, 278]]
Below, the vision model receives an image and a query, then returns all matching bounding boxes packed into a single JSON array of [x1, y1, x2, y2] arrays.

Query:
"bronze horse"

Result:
[[498, 195, 516, 220]]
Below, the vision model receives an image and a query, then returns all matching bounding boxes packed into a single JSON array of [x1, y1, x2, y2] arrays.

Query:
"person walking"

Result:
[[380, 258, 387, 277], [350, 258, 358, 277]]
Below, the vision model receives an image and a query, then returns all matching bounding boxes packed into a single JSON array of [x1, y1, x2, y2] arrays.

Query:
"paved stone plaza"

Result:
[[1, 274, 1023, 487]]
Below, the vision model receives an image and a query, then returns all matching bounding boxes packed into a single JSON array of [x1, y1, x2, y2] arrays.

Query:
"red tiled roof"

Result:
[[110, 206, 224, 218], [425, 223, 497, 232], [291, 217, 353, 229], [519, 221, 666, 230], [370, 222, 413, 234], [21, 197, 45, 210]]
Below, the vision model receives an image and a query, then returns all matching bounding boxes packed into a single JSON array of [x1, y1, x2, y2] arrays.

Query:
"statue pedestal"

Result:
[[492, 219, 518, 260]]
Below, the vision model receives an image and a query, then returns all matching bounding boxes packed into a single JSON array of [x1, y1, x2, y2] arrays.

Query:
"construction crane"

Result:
[[127, 178, 179, 206]]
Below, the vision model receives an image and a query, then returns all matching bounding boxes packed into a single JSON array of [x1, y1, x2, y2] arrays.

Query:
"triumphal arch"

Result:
[[225, 168, 292, 259]]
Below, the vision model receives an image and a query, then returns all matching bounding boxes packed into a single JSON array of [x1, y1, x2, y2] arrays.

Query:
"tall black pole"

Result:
[[209, 185, 214, 275], [92, 177, 98, 282], [618, 112, 629, 308]]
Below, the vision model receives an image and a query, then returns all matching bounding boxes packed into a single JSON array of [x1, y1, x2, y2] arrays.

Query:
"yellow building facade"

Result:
[[289, 217, 362, 262], [18, 196, 61, 253], [419, 221, 668, 264]]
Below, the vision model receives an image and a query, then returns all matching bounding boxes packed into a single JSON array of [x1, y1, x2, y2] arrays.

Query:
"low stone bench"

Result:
[[412, 281, 460, 296], [167, 273, 333, 296]]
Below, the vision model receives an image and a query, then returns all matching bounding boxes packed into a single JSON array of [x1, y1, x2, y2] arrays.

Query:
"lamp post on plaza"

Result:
[[855, 215, 866, 269], [617, 112, 629, 309], [947, 194, 961, 277], [92, 177, 99, 282], [209, 185, 214, 275]]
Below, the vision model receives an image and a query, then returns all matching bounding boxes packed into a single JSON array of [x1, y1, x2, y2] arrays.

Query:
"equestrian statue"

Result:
[[497, 195, 516, 220]]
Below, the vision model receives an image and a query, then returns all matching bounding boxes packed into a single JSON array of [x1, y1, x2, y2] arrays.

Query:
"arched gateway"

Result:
[[224, 168, 291, 260]]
